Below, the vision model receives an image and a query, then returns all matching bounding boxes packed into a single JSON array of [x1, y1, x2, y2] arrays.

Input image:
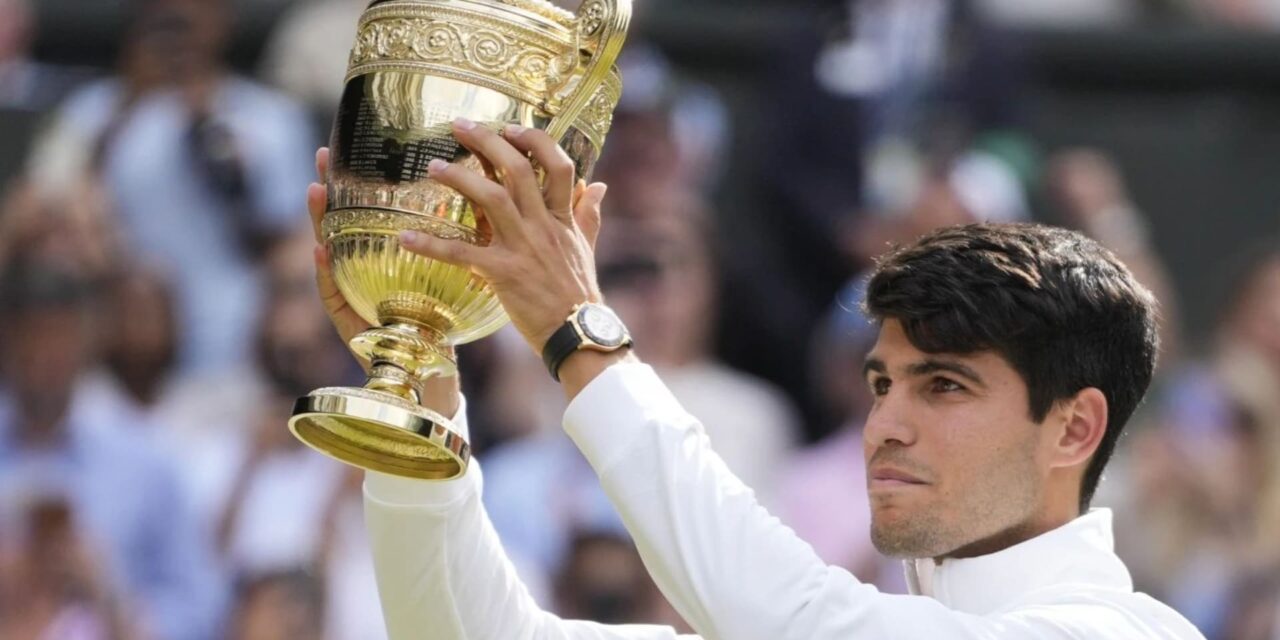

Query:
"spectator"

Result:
[[592, 44, 731, 205], [1108, 245, 1280, 637], [554, 531, 671, 626], [226, 570, 325, 640], [0, 493, 134, 640], [0, 177, 120, 285], [1046, 148, 1184, 364], [29, 0, 314, 376], [214, 390, 343, 577], [212, 231, 351, 577], [0, 253, 225, 640], [0, 0, 87, 112], [600, 192, 801, 492], [0, 0, 91, 185], [259, 0, 367, 126]]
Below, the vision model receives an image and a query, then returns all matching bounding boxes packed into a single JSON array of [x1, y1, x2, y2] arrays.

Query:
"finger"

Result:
[[314, 245, 349, 320], [451, 119, 544, 217], [427, 159, 525, 241], [399, 229, 492, 273], [503, 125, 575, 220], [315, 246, 372, 368], [574, 182, 608, 250], [307, 183, 327, 243], [316, 148, 330, 183], [571, 179, 587, 210]]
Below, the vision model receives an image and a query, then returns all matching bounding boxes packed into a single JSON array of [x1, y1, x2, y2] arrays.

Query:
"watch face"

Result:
[[579, 305, 626, 347]]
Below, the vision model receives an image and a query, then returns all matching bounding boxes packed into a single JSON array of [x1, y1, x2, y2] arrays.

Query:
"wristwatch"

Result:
[[541, 302, 634, 382]]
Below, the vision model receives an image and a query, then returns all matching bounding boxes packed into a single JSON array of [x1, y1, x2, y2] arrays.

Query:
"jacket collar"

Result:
[[904, 509, 1133, 614]]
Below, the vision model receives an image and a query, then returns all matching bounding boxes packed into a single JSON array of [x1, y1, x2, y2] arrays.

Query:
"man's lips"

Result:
[[869, 466, 929, 489]]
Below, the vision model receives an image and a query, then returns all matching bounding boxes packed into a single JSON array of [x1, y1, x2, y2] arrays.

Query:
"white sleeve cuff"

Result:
[[562, 362, 691, 473]]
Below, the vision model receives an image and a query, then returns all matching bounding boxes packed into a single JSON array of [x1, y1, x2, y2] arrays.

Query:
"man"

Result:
[[305, 121, 1203, 638]]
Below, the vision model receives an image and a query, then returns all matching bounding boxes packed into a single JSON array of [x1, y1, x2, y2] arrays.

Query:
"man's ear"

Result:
[[1052, 387, 1108, 469]]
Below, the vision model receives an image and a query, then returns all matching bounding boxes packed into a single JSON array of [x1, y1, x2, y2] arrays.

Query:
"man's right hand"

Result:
[[307, 148, 461, 419]]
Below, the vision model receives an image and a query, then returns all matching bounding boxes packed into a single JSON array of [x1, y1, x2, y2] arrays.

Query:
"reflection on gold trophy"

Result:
[[289, 0, 631, 480]]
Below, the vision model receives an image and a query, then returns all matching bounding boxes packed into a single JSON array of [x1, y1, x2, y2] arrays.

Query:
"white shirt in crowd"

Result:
[[31, 77, 313, 375], [363, 364, 1204, 639]]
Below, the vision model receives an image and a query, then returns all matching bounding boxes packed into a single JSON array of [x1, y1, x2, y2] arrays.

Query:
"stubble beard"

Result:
[[869, 445, 1041, 559], [870, 501, 957, 558]]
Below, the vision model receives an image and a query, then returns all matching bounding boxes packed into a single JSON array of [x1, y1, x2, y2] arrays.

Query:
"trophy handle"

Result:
[[544, 0, 631, 142]]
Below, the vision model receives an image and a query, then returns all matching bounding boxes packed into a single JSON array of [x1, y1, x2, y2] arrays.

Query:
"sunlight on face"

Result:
[[862, 320, 1045, 559]]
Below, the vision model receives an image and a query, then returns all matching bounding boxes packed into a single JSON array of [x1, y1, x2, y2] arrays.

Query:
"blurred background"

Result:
[[1, 0, 1278, 638]]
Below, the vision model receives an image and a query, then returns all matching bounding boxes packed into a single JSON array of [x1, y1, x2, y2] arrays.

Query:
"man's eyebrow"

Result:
[[862, 357, 886, 378], [906, 359, 987, 387]]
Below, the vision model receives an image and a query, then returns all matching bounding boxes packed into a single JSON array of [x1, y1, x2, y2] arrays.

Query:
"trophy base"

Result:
[[289, 387, 470, 480]]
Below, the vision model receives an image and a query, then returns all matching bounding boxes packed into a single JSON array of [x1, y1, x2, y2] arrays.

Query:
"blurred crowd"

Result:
[[0, 0, 1278, 639]]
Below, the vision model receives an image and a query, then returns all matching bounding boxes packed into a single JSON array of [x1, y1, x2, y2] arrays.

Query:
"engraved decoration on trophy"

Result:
[[288, 0, 631, 480]]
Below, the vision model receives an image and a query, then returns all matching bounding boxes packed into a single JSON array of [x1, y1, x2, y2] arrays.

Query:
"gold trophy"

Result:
[[289, 0, 631, 480]]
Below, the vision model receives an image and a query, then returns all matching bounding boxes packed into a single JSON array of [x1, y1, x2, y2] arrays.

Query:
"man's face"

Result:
[[130, 0, 228, 81], [1, 308, 90, 430], [862, 320, 1047, 559], [105, 275, 176, 390]]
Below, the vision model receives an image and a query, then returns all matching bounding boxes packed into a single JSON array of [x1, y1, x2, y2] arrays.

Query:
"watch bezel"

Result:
[[571, 303, 630, 350]]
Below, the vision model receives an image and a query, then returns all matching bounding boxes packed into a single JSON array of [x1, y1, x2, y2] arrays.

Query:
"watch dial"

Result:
[[581, 306, 625, 346]]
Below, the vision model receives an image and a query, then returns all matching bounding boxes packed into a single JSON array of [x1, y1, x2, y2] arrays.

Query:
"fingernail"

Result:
[[428, 159, 449, 174], [505, 124, 526, 137], [453, 117, 476, 131], [399, 230, 422, 246]]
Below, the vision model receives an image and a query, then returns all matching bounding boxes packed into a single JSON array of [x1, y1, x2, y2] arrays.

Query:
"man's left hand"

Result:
[[399, 118, 609, 358]]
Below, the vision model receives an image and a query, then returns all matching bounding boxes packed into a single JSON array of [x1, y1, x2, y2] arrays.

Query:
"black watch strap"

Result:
[[541, 321, 583, 382]]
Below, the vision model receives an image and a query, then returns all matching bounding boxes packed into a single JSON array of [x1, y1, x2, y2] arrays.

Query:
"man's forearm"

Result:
[[562, 364, 836, 639]]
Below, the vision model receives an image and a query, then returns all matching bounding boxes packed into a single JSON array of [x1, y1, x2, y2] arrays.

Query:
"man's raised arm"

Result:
[[307, 143, 689, 640], [361, 396, 691, 640]]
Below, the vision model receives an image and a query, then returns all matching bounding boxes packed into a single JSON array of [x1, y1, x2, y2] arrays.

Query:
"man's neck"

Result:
[[940, 502, 1083, 561]]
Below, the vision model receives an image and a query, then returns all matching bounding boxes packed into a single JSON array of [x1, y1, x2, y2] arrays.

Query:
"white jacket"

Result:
[[364, 364, 1204, 639]]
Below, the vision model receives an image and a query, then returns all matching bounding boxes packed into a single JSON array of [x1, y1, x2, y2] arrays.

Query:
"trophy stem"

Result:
[[288, 318, 470, 481], [366, 362, 426, 404], [351, 321, 457, 406]]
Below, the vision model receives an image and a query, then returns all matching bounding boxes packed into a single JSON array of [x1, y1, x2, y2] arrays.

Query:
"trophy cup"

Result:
[[289, 0, 631, 480]]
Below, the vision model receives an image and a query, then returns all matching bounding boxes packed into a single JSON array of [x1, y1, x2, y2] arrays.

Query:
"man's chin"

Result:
[[870, 510, 949, 558]]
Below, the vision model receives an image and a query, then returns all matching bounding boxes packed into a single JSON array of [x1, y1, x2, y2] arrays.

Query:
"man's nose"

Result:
[[863, 389, 919, 449]]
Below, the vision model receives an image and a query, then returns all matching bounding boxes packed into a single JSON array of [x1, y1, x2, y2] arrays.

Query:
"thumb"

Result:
[[574, 182, 608, 249]]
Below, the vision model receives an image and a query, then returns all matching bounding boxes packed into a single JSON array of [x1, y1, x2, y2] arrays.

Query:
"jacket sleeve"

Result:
[[561, 364, 1196, 640], [363, 396, 698, 640]]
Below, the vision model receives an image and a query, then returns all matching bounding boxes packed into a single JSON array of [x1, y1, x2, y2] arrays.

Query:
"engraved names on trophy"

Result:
[[344, 91, 392, 178], [335, 77, 471, 184], [399, 104, 464, 182]]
